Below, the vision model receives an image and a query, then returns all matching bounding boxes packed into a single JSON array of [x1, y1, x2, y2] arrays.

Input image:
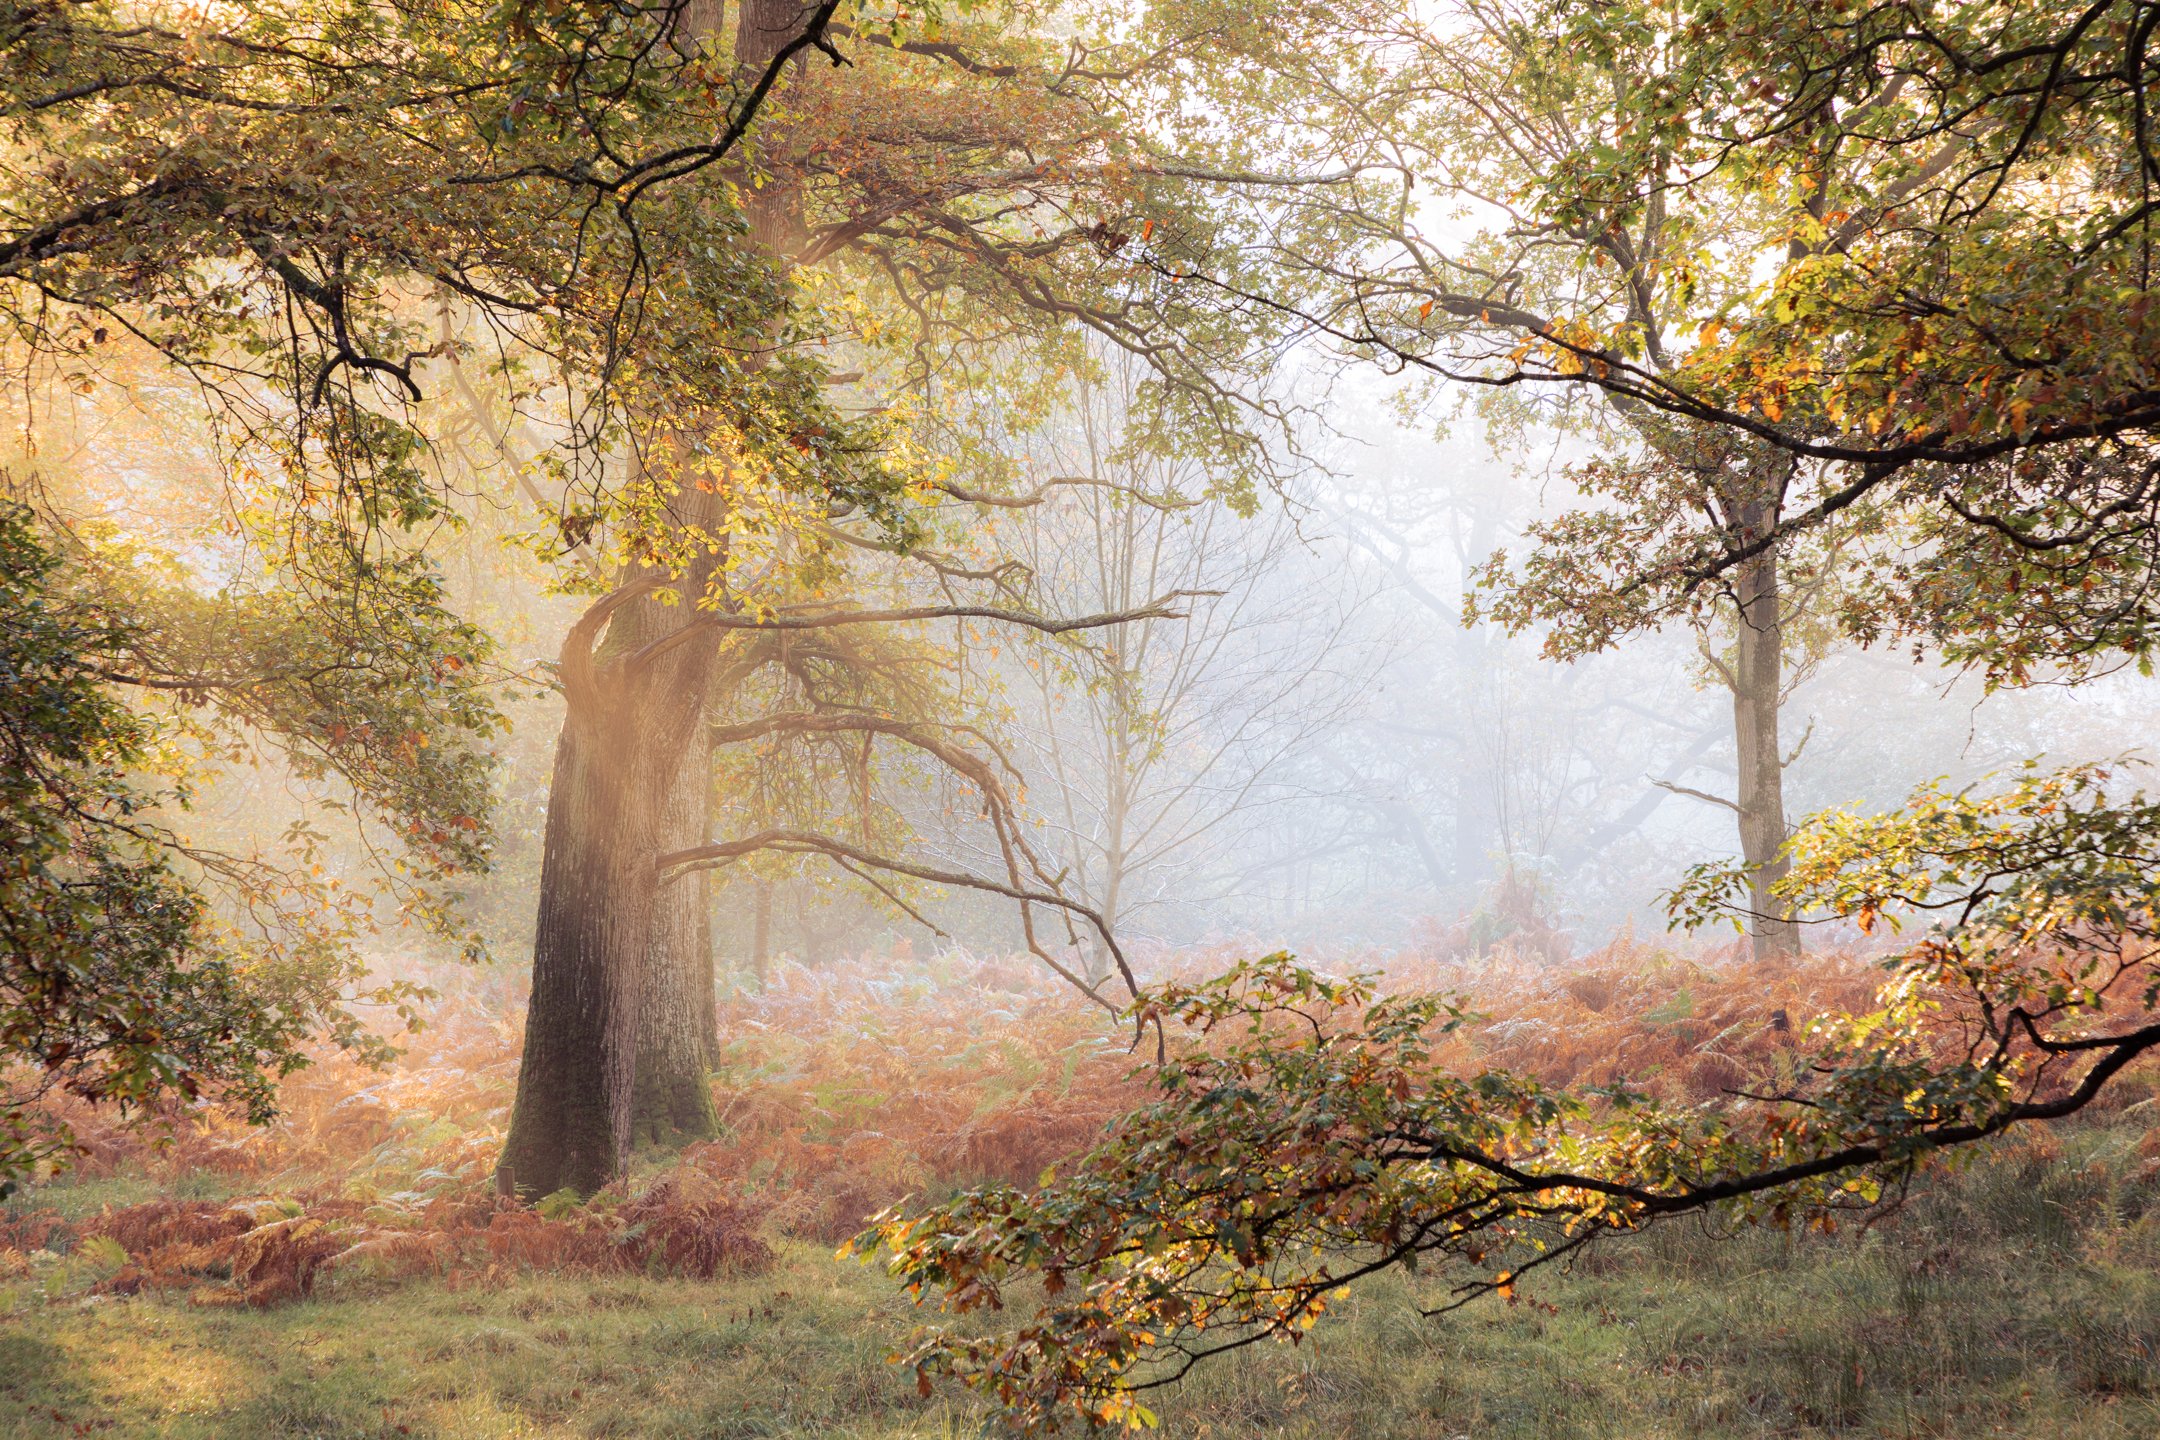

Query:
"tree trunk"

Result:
[[631, 724, 721, 1147], [501, 474, 727, 1198], [1087, 768, 1128, 989], [1731, 523, 1800, 962], [626, 0, 801, 1126], [1393, 801, 1450, 893], [499, 621, 715, 1197], [1452, 631, 1502, 890], [498, 0, 816, 1197], [749, 880, 771, 984], [497, 725, 656, 1200]]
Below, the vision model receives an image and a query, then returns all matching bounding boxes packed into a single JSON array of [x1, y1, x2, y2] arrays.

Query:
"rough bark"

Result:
[[499, 596, 717, 1197], [497, 725, 650, 1199], [631, 724, 722, 1147], [1730, 504, 1800, 962]]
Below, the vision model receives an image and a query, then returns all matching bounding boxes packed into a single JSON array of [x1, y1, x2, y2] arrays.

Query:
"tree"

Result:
[[1080, 0, 2160, 953], [988, 353, 1377, 975], [492, 0, 1114, 1193], [0, 0, 902, 1185], [0, 507, 376, 1189], [1253, 0, 1859, 956], [496, 0, 1392, 1196], [0, 0, 1359, 1195], [1317, 429, 1734, 930]]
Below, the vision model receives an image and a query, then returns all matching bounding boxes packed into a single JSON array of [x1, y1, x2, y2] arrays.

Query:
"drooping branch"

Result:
[[930, 475, 1201, 511], [657, 826, 1133, 1013], [0, 177, 191, 277], [447, 0, 852, 206], [863, 931, 2160, 1431], [1649, 779, 1742, 814]]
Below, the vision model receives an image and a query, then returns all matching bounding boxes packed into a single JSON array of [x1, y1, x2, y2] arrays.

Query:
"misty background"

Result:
[[345, 363, 2160, 982]]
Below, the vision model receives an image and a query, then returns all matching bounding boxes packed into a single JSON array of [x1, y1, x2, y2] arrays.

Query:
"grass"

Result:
[[4, 1119, 2160, 1438]]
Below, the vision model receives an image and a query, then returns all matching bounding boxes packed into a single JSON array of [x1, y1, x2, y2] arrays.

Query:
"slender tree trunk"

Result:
[[1731, 510, 1800, 961], [1451, 635, 1502, 888], [696, 773, 719, 1067], [1450, 508, 1504, 889], [750, 880, 771, 984], [1393, 802, 1451, 893], [631, 724, 721, 1146], [1088, 768, 1128, 988]]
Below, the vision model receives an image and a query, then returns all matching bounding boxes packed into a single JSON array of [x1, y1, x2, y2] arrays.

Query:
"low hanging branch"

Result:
[[853, 760, 2160, 1433], [658, 826, 1135, 1014], [664, 690, 1149, 1016]]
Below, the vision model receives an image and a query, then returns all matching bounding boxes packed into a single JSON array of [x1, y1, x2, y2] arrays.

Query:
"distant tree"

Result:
[[1089, 0, 2160, 951], [985, 355, 1376, 975], [1322, 457, 1732, 928]]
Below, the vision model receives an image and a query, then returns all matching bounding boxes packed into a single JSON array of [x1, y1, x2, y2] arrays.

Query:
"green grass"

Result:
[[4, 1122, 2160, 1437]]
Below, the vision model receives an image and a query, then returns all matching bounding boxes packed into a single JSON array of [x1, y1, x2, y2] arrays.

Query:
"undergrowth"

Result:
[[0, 939, 2156, 1435], [4, 1123, 2160, 1437]]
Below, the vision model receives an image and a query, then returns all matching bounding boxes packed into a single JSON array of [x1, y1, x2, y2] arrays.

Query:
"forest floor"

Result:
[[5, 945, 2160, 1438]]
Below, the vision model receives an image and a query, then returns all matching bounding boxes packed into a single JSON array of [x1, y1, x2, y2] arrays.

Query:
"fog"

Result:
[[220, 355, 2150, 986]]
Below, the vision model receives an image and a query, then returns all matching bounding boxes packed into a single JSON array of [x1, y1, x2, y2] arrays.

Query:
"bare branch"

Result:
[[657, 827, 1132, 1013], [1650, 779, 1742, 814]]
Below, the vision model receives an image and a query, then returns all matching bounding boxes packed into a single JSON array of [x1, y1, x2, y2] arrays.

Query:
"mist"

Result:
[[8, 3, 2160, 1435]]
